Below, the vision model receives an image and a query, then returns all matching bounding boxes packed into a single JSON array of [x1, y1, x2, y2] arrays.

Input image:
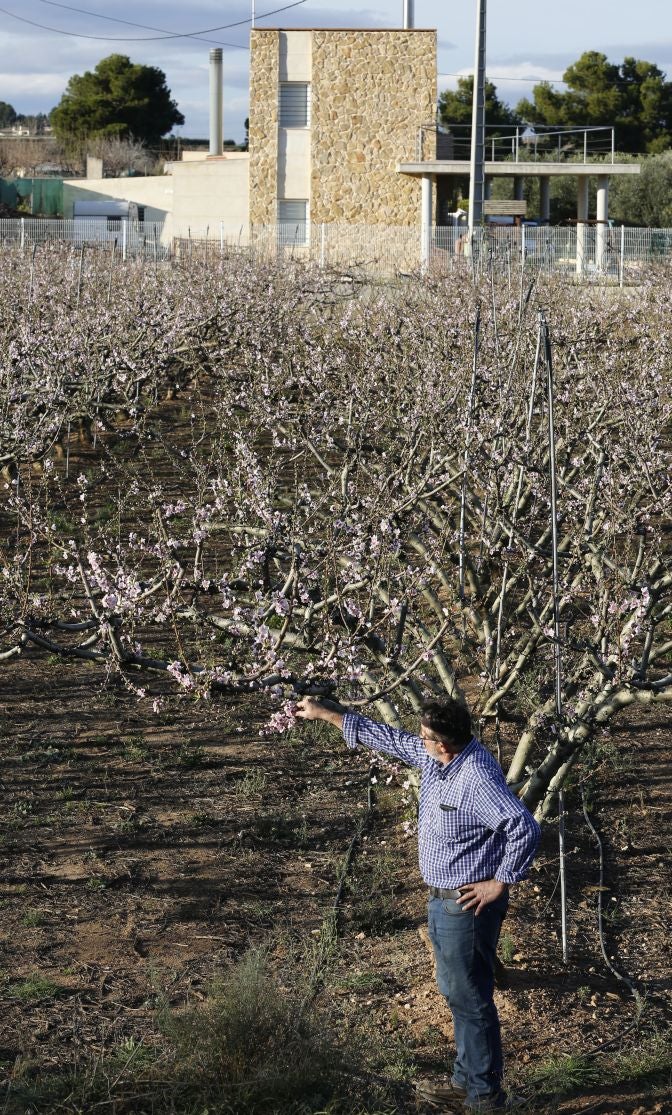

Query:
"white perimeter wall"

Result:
[[63, 176, 174, 240], [170, 156, 249, 237], [63, 157, 250, 241]]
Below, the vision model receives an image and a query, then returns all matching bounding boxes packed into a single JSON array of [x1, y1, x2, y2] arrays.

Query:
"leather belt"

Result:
[[428, 886, 463, 900]]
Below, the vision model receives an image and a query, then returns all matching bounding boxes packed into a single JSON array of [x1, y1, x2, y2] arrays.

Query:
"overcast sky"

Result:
[[1, 0, 671, 142]]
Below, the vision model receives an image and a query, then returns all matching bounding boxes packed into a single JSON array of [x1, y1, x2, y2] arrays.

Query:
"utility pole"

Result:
[[468, 0, 487, 239]]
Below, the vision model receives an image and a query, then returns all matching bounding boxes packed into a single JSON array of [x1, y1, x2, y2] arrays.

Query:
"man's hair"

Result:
[[420, 698, 472, 749]]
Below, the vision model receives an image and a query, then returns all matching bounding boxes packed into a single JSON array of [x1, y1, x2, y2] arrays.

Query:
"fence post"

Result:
[[20, 217, 25, 251], [421, 175, 432, 275], [122, 219, 127, 262], [619, 224, 625, 288], [220, 222, 224, 256]]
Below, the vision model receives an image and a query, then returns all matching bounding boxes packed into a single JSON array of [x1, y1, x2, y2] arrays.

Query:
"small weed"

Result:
[[576, 984, 591, 1003], [9, 974, 60, 1002], [235, 768, 268, 797], [116, 817, 141, 836], [191, 812, 218, 827], [526, 1053, 600, 1095], [580, 731, 634, 777], [499, 931, 516, 965], [159, 946, 346, 1108], [18, 746, 61, 765], [292, 718, 339, 748], [123, 734, 149, 762], [63, 799, 85, 814], [86, 877, 106, 891], [110, 1035, 156, 1069], [12, 799, 33, 817], [92, 502, 116, 524], [50, 513, 77, 533], [336, 970, 386, 993], [348, 849, 399, 935], [21, 910, 45, 928], [177, 745, 206, 769], [609, 1030, 672, 1086]]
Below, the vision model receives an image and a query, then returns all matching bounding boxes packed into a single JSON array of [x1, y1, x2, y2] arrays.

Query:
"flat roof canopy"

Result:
[[397, 160, 641, 178]]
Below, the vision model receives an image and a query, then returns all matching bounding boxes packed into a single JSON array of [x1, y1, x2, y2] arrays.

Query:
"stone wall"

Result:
[[249, 30, 279, 225], [248, 28, 436, 229], [310, 30, 436, 226]]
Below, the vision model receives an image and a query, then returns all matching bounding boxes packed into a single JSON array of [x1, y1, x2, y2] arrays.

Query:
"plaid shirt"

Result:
[[342, 713, 541, 888]]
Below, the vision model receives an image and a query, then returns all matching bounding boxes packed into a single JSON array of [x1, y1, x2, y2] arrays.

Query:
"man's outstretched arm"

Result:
[[296, 697, 425, 767], [295, 696, 347, 729]]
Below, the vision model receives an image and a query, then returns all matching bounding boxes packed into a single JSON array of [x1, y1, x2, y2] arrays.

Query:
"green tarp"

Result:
[[0, 177, 63, 216]]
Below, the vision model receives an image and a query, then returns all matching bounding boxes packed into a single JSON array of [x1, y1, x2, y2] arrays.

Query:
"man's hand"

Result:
[[295, 696, 347, 729], [456, 879, 508, 916]]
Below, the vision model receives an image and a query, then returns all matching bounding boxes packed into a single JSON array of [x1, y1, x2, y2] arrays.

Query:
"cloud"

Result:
[[0, 0, 441, 139]]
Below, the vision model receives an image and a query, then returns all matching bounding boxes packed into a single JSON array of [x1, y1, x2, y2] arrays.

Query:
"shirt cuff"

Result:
[[342, 711, 361, 750], [494, 868, 528, 884]]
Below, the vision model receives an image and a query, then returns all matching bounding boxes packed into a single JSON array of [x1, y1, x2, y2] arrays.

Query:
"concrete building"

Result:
[[248, 28, 436, 229], [62, 24, 641, 272]]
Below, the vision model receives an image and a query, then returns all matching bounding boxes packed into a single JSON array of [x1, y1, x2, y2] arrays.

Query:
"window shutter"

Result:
[[278, 199, 308, 245], [279, 83, 310, 128]]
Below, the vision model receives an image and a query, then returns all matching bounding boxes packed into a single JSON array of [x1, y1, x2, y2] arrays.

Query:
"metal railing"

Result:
[[1, 218, 671, 281], [416, 123, 618, 164]]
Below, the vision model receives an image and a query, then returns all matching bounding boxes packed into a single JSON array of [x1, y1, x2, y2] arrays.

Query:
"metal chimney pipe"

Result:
[[468, 0, 487, 236], [209, 48, 223, 156], [403, 0, 414, 29]]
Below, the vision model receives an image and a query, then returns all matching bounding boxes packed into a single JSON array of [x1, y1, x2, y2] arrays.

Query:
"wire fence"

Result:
[[0, 218, 170, 260], [1, 218, 672, 281]]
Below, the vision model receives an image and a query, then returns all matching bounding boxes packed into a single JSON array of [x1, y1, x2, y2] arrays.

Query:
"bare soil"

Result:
[[0, 655, 670, 1113]]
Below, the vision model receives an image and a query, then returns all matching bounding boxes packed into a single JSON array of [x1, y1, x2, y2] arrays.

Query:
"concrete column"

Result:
[[513, 176, 525, 201], [576, 176, 589, 276], [421, 174, 432, 274], [539, 176, 550, 224], [484, 177, 492, 200], [596, 174, 609, 271], [209, 49, 223, 157]]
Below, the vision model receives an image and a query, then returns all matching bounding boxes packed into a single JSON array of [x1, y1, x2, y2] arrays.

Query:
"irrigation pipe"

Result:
[[580, 787, 644, 1014]]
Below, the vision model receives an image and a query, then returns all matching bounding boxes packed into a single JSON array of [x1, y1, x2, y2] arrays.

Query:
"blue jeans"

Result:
[[427, 893, 508, 1105]]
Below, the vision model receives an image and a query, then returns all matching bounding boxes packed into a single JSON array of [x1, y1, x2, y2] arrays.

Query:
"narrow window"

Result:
[[279, 83, 310, 128], [278, 199, 308, 246]]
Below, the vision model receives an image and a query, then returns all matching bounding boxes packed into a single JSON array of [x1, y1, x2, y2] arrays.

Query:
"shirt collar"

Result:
[[432, 735, 478, 778]]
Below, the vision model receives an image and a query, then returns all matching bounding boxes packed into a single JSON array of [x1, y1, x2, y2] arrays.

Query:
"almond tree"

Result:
[[2, 247, 670, 816]]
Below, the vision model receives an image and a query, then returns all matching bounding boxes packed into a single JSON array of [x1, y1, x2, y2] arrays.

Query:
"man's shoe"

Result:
[[416, 1076, 468, 1107], [463, 1091, 527, 1111]]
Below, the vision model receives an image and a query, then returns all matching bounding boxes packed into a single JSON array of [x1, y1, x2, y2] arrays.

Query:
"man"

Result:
[[296, 695, 541, 1113]]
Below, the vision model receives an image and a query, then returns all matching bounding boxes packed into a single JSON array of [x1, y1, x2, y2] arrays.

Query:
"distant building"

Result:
[[248, 28, 436, 229], [61, 24, 640, 271]]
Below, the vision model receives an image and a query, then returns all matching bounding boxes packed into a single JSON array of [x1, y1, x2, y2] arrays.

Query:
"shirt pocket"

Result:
[[431, 801, 484, 843]]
